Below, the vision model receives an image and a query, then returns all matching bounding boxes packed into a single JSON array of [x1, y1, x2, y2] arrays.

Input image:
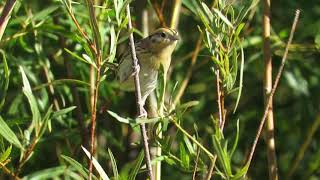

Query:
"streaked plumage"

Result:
[[118, 28, 179, 106]]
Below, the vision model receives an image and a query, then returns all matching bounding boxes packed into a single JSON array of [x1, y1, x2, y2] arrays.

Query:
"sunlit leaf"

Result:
[[212, 8, 234, 29], [0, 145, 12, 162], [82, 146, 110, 180], [20, 66, 41, 136], [0, 116, 23, 149], [52, 106, 76, 119], [128, 150, 144, 180], [0, 50, 9, 111], [61, 155, 92, 179], [108, 148, 120, 180]]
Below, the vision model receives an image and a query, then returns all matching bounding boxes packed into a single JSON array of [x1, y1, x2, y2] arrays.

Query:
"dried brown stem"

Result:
[[262, 0, 278, 179], [216, 70, 223, 129], [205, 156, 217, 180], [151, 0, 167, 27], [246, 9, 300, 170], [192, 148, 201, 180], [0, 161, 21, 180], [16, 138, 38, 176], [0, 0, 17, 40], [126, 5, 154, 180], [64, 1, 97, 55], [83, 1, 102, 179]]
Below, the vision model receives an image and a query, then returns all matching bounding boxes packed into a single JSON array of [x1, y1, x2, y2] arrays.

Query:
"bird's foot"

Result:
[[132, 64, 140, 76], [137, 107, 148, 118]]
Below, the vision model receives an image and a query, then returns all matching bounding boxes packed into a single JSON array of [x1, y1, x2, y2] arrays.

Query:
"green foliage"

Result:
[[0, 0, 319, 179]]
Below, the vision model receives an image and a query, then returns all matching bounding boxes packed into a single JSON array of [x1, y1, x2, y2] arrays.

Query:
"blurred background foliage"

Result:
[[0, 0, 320, 179]]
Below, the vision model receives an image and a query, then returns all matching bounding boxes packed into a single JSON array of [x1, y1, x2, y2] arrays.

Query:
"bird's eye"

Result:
[[160, 32, 166, 38]]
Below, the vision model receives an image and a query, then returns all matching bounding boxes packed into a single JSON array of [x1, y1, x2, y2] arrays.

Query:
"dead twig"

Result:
[[126, 4, 154, 180], [262, 0, 278, 179], [0, 0, 17, 40], [246, 9, 301, 169]]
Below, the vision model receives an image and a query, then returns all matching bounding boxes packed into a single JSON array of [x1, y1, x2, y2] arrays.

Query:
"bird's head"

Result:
[[144, 28, 179, 54]]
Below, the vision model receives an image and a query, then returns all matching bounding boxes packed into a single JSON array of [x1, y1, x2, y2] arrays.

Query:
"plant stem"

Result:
[[0, 162, 21, 180], [262, 0, 278, 179], [0, 0, 17, 40], [88, 65, 100, 180], [205, 156, 217, 180], [171, 118, 215, 159], [126, 4, 154, 180], [246, 9, 300, 170]]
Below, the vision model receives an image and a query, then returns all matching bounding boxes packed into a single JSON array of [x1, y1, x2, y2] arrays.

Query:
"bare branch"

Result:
[[246, 9, 301, 169], [126, 4, 154, 180]]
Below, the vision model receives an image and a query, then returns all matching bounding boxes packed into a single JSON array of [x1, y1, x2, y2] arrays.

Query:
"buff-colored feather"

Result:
[[118, 28, 179, 106]]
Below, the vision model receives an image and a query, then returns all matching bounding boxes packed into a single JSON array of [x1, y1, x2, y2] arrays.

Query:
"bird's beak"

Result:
[[170, 33, 180, 41]]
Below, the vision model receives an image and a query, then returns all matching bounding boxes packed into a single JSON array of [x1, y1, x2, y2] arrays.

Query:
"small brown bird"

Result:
[[118, 28, 179, 109]]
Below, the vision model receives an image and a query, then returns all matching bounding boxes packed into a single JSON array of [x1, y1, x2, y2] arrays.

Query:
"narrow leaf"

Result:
[[233, 43, 244, 113], [128, 150, 144, 180], [0, 116, 23, 149], [212, 8, 234, 29], [20, 66, 41, 135], [108, 148, 119, 180], [82, 146, 110, 180], [61, 155, 90, 179], [52, 106, 76, 119], [0, 50, 9, 111], [0, 145, 12, 162]]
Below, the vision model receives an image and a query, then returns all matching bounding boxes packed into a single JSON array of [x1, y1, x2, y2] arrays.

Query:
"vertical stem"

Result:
[[126, 5, 154, 180], [262, 0, 278, 179], [246, 9, 300, 170], [0, 0, 17, 40], [216, 70, 223, 128], [170, 0, 182, 29], [205, 157, 217, 180], [88, 65, 96, 180]]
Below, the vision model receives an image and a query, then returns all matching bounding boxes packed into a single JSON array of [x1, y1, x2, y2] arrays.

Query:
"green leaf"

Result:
[[82, 146, 110, 180], [64, 48, 90, 65], [0, 145, 12, 162], [183, 135, 195, 155], [0, 116, 23, 149], [52, 106, 76, 119], [201, 2, 213, 22], [233, 162, 249, 179], [212, 8, 234, 29], [20, 66, 41, 136], [128, 150, 144, 180], [32, 6, 59, 22], [233, 43, 244, 113], [229, 119, 240, 158], [108, 148, 119, 180], [182, 0, 198, 15], [179, 142, 190, 169], [212, 134, 232, 177], [22, 165, 77, 180], [61, 155, 92, 179], [38, 105, 53, 137], [235, 23, 245, 36], [0, 50, 9, 111], [178, 101, 199, 111], [108, 110, 132, 124]]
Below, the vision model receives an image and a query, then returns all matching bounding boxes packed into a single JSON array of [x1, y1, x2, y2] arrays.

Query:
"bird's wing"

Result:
[[118, 53, 134, 83], [117, 41, 148, 83]]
